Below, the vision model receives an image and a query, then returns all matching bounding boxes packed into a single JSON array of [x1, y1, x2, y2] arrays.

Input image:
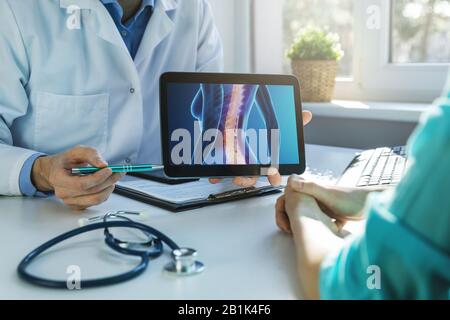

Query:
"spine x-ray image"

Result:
[[191, 84, 280, 165]]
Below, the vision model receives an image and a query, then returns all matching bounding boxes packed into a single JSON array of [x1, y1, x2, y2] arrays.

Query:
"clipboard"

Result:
[[114, 175, 282, 212]]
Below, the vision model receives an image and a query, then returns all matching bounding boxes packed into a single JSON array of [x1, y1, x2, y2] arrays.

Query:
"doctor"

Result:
[[0, 0, 311, 209]]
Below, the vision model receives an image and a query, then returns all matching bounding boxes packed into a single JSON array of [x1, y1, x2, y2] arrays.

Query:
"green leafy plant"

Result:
[[287, 26, 344, 61]]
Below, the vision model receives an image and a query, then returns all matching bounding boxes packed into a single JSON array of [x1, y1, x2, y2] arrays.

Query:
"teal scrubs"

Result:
[[320, 77, 450, 300]]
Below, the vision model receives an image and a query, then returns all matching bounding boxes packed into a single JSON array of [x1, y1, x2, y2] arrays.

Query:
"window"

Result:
[[391, 0, 450, 64], [283, 0, 354, 77], [252, 0, 450, 103]]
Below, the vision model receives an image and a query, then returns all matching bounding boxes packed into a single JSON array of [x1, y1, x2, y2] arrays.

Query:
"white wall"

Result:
[[208, 0, 252, 73], [252, 0, 283, 74]]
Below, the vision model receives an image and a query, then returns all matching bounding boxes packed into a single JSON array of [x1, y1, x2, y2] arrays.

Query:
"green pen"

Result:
[[71, 164, 164, 175]]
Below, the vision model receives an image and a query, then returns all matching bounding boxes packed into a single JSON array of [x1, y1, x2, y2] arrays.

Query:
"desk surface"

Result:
[[0, 145, 359, 300]]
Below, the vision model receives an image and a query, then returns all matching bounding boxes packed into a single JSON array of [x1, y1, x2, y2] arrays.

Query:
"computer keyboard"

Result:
[[337, 146, 408, 188]]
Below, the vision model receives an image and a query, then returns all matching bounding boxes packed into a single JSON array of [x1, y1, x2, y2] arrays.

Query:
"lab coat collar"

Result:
[[87, 1, 130, 52], [159, 0, 178, 11], [59, 0, 177, 56], [60, 0, 178, 12], [133, 0, 175, 65]]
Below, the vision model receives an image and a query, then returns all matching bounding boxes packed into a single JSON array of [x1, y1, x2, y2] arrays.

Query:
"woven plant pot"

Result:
[[291, 60, 338, 102]]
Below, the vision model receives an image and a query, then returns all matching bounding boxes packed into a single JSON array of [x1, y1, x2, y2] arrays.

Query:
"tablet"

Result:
[[159, 72, 306, 178]]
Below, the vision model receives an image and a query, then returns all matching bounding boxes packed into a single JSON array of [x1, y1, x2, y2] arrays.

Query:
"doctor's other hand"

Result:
[[209, 110, 313, 187], [31, 146, 125, 210], [276, 175, 379, 233]]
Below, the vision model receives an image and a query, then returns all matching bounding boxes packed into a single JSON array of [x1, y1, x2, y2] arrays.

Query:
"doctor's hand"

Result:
[[31, 146, 125, 210], [276, 175, 379, 233], [209, 110, 313, 187]]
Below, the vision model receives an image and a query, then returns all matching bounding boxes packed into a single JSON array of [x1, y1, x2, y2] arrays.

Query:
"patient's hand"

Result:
[[276, 175, 382, 233], [209, 110, 313, 187]]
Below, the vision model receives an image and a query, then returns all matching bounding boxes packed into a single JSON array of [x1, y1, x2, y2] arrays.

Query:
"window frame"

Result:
[[251, 0, 449, 103]]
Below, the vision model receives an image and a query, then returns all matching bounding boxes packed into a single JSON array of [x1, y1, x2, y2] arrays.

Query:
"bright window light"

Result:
[[391, 0, 450, 64]]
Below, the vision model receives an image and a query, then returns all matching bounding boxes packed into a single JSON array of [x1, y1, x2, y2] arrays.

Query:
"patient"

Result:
[[275, 75, 450, 300]]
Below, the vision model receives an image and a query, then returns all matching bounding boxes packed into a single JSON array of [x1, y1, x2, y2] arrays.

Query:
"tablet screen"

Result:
[[160, 73, 305, 177]]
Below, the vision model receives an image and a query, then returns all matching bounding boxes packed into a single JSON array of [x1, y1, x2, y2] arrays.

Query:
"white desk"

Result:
[[0, 145, 359, 300]]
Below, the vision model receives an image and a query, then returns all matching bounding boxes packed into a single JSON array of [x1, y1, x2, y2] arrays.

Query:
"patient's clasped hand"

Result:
[[275, 174, 382, 299]]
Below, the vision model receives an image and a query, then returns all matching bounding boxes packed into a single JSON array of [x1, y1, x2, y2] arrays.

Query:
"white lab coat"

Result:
[[0, 0, 223, 195]]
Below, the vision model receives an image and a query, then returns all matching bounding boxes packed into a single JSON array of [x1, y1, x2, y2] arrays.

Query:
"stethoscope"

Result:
[[17, 211, 205, 289]]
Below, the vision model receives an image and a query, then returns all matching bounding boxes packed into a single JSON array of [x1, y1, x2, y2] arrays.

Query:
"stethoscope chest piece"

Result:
[[164, 248, 205, 276]]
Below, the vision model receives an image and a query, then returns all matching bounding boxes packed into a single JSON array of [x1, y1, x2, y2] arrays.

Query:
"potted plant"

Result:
[[287, 26, 344, 102]]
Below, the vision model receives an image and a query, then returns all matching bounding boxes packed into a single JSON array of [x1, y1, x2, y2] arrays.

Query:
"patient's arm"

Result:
[[276, 190, 344, 299], [292, 216, 344, 299]]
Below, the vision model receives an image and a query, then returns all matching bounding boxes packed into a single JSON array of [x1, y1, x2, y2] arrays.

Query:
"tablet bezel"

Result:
[[160, 72, 306, 178]]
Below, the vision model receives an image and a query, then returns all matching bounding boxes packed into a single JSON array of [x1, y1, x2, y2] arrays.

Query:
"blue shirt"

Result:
[[19, 0, 154, 196], [319, 76, 450, 299], [101, 0, 154, 59]]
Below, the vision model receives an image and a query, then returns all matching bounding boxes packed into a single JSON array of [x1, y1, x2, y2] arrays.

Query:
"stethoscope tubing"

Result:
[[17, 221, 180, 289]]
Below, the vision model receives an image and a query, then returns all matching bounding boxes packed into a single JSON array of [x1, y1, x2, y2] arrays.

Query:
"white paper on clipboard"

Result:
[[116, 176, 271, 204]]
